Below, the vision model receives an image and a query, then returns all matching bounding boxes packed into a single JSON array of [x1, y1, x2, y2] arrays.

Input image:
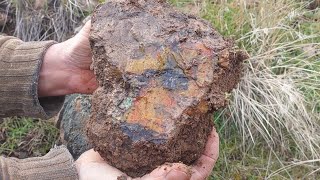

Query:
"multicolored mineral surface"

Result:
[[87, 0, 246, 177]]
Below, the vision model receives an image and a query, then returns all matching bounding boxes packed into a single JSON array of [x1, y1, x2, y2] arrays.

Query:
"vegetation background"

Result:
[[0, 0, 319, 179]]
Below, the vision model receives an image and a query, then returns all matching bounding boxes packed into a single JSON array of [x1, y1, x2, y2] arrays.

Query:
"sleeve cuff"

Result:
[[0, 37, 64, 119], [30, 40, 65, 119], [0, 146, 78, 180]]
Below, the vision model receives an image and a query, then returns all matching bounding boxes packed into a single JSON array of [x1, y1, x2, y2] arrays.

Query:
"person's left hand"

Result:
[[75, 127, 219, 180], [38, 21, 98, 97]]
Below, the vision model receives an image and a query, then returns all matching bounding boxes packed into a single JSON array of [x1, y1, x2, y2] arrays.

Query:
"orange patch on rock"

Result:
[[195, 43, 212, 56], [196, 58, 214, 87], [218, 49, 230, 69], [126, 87, 176, 133]]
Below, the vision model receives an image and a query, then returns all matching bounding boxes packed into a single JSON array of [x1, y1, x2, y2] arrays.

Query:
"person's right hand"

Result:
[[75, 127, 219, 180]]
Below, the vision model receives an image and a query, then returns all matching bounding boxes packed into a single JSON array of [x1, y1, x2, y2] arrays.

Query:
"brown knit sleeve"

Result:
[[0, 146, 78, 180], [0, 35, 65, 119]]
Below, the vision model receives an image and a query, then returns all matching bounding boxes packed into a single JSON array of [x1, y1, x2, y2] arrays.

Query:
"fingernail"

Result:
[[166, 169, 190, 180]]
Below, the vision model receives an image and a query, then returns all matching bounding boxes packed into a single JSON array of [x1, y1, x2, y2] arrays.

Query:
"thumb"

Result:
[[139, 163, 191, 180], [77, 20, 91, 38]]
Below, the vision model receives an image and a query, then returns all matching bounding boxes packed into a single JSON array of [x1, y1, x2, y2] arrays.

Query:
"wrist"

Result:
[[38, 43, 72, 97]]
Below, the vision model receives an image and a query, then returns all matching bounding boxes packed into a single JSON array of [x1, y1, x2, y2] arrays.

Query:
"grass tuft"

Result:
[[0, 117, 59, 158]]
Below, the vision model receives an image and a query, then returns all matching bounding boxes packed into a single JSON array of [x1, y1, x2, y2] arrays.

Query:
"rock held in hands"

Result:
[[87, 0, 246, 177]]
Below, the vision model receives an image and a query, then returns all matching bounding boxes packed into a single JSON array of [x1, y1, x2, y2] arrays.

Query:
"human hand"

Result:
[[75, 127, 219, 180], [38, 21, 98, 97]]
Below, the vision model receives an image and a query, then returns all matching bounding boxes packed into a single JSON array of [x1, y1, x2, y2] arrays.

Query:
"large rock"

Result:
[[58, 94, 92, 159], [87, 0, 246, 177]]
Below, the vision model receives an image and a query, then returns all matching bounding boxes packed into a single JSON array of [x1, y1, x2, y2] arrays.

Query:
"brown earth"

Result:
[[87, 0, 246, 177]]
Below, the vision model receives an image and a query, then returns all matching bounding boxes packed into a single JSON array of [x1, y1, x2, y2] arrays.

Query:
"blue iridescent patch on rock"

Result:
[[120, 123, 166, 144]]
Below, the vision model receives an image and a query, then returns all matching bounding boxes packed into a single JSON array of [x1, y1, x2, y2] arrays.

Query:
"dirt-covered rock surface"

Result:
[[87, 0, 246, 177], [58, 94, 92, 160]]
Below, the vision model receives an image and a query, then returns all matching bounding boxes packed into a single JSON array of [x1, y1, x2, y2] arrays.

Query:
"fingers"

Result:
[[79, 20, 92, 37], [78, 162, 125, 180], [72, 20, 91, 54], [76, 149, 105, 164], [86, 77, 99, 93], [202, 127, 219, 159], [76, 149, 128, 180], [191, 127, 219, 180], [139, 163, 191, 180], [76, 69, 98, 93]]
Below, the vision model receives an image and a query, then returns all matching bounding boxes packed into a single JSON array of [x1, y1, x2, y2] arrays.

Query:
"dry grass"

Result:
[[1, 0, 95, 42], [227, 0, 320, 156]]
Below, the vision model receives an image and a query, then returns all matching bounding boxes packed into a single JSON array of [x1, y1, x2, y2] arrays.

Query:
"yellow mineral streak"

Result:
[[125, 53, 166, 74], [197, 100, 209, 113]]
